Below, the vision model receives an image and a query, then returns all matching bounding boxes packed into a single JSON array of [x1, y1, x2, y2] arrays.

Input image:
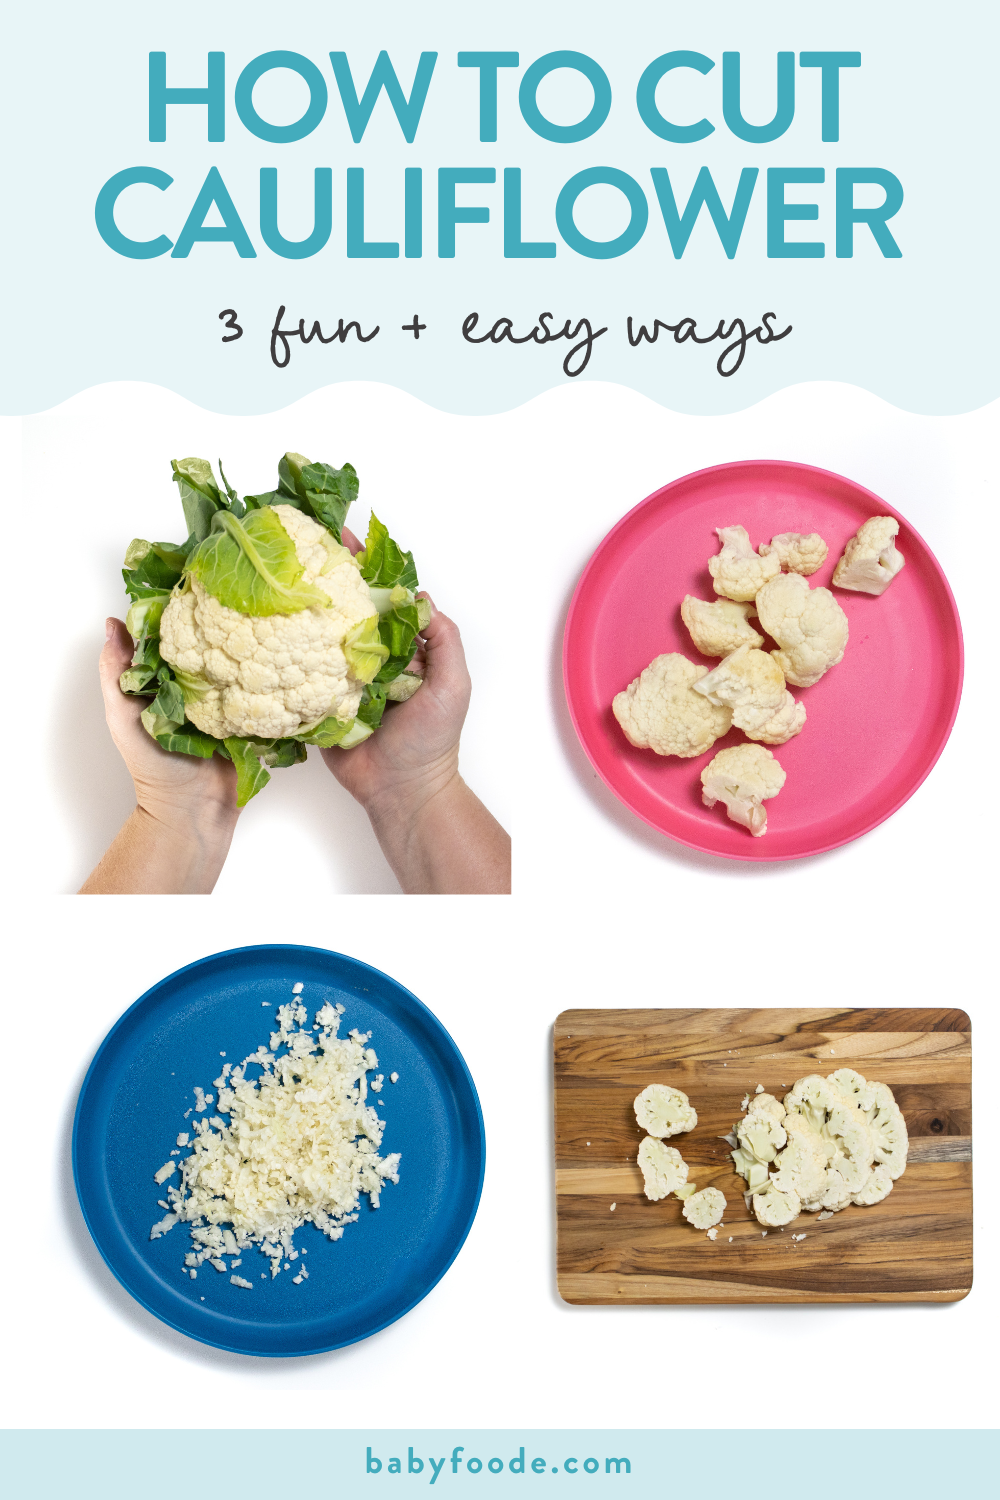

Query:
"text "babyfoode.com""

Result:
[[367, 1446, 630, 1482]]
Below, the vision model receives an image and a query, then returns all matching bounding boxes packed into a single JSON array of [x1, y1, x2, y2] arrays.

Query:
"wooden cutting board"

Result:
[[555, 1008, 972, 1304]]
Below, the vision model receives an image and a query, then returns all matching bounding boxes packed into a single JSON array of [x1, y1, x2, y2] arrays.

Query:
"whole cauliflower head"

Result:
[[682, 1186, 726, 1230], [159, 505, 378, 741], [700, 743, 786, 837], [680, 596, 764, 657], [832, 516, 905, 595], [613, 653, 732, 758], [693, 644, 805, 745], [637, 1138, 689, 1202], [755, 573, 849, 688], [634, 1084, 697, 1138], [708, 525, 781, 602], [759, 531, 829, 576]]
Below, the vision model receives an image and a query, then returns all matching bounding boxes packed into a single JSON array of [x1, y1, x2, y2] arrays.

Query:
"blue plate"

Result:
[[72, 944, 485, 1357]]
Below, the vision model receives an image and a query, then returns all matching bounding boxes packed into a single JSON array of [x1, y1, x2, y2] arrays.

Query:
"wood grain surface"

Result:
[[555, 1008, 972, 1304]]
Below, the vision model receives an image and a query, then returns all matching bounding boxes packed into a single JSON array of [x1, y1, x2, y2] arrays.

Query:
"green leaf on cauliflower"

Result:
[[148, 674, 186, 726], [122, 540, 184, 600], [356, 513, 418, 590], [356, 684, 388, 731], [186, 508, 331, 616], [343, 614, 390, 683], [171, 457, 224, 541], [290, 716, 357, 748], [223, 737, 273, 805], [141, 709, 219, 758]]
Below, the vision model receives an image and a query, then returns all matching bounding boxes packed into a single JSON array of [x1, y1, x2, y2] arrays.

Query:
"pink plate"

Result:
[[563, 460, 963, 861]]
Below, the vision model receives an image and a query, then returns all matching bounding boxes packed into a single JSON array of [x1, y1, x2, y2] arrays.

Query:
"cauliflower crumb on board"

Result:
[[148, 1001, 401, 1289], [729, 1069, 907, 1228]]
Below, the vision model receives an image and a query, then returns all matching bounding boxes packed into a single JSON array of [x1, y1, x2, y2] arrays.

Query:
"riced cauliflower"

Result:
[[708, 525, 780, 601], [149, 995, 401, 1284], [729, 1067, 908, 1227], [759, 532, 829, 575], [160, 508, 377, 741], [700, 743, 786, 837], [692, 644, 806, 745], [637, 1138, 689, 1201], [634, 1084, 697, 1138], [832, 515, 906, 595], [681, 1186, 726, 1230], [680, 596, 764, 657], [755, 573, 849, 687], [613, 653, 732, 758]]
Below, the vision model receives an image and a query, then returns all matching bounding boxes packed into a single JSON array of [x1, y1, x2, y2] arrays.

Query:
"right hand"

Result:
[[99, 618, 241, 825]]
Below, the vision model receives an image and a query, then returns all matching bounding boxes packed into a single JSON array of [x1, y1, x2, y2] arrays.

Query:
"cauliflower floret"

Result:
[[850, 1163, 893, 1206], [745, 1093, 786, 1123], [708, 525, 781, 602], [159, 506, 377, 741], [613, 653, 732, 758], [680, 596, 764, 657], [832, 516, 905, 595], [682, 1186, 726, 1229], [759, 531, 829, 576], [700, 743, 786, 837], [634, 1084, 697, 1138], [693, 644, 804, 745], [755, 573, 849, 688], [737, 1110, 787, 1163], [868, 1101, 909, 1179], [752, 1185, 801, 1226], [770, 1138, 829, 1204], [637, 1138, 689, 1201]]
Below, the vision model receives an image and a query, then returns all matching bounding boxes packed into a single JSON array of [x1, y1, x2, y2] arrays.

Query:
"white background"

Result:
[[1, 381, 996, 1427]]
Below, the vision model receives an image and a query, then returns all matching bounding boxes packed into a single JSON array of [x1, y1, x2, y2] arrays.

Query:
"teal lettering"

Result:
[[148, 51, 224, 142], [767, 167, 824, 258], [457, 52, 519, 141], [234, 51, 327, 143], [650, 166, 758, 258], [519, 51, 611, 142], [636, 51, 715, 143], [799, 51, 861, 141], [95, 167, 173, 258], [503, 169, 556, 257], [556, 167, 648, 259], [330, 51, 437, 143], [722, 51, 795, 142], [438, 168, 495, 256], [346, 168, 398, 258], [259, 168, 331, 258], [171, 167, 256, 258], [836, 168, 903, 257]]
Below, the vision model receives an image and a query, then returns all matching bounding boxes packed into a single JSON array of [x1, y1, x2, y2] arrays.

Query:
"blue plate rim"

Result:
[[72, 942, 486, 1358]]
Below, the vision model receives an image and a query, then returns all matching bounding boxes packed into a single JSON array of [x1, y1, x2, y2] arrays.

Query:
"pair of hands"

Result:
[[99, 594, 471, 834]]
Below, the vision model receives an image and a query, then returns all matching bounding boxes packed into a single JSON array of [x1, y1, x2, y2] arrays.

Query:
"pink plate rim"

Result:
[[562, 459, 965, 863]]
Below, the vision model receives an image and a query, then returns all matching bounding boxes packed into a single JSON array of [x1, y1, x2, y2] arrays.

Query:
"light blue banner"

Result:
[[2, 0, 997, 414], [1, 1430, 994, 1494]]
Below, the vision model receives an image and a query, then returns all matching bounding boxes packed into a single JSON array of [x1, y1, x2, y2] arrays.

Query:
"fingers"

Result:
[[416, 597, 471, 699], [342, 525, 363, 556], [99, 618, 143, 732]]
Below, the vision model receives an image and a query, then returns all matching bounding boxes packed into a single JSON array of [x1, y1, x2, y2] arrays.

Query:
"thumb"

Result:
[[100, 618, 142, 728]]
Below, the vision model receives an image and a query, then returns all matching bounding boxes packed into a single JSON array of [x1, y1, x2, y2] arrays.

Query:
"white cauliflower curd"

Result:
[[700, 743, 786, 837], [160, 506, 377, 741], [729, 1068, 908, 1227], [637, 1138, 689, 1201], [759, 531, 829, 575], [613, 653, 732, 758], [832, 515, 906, 595], [682, 1186, 726, 1230], [708, 525, 780, 601], [755, 572, 849, 688], [693, 644, 806, 745], [680, 596, 764, 657], [634, 1084, 697, 1138], [150, 995, 401, 1283]]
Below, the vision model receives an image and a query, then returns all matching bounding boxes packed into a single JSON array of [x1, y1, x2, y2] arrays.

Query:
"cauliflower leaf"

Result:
[[357, 512, 419, 591], [343, 616, 391, 684], [187, 509, 333, 616]]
